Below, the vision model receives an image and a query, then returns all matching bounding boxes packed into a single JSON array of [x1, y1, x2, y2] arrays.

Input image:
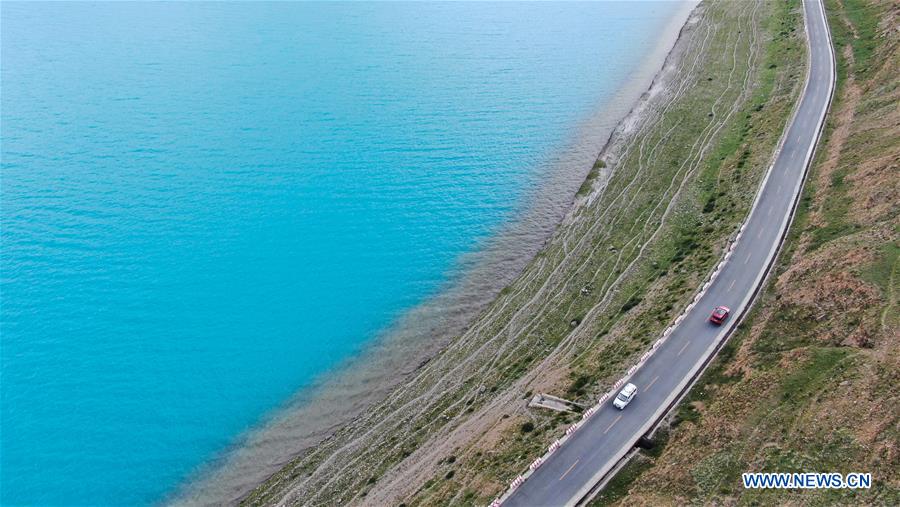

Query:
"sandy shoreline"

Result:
[[172, 3, 700, 505]]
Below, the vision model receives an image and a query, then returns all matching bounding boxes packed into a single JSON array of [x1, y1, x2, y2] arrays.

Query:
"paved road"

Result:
[[503, 0, 835, 505]]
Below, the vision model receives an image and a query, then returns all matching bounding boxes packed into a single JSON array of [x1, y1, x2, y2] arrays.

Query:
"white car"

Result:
[[613, 383, 637, 410]]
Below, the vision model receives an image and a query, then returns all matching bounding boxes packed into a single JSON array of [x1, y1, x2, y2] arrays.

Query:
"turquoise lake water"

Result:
[[1, 2, 682, 505]]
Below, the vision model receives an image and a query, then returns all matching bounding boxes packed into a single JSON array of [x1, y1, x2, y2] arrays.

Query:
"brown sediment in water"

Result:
[[170, 3, 700, 506]]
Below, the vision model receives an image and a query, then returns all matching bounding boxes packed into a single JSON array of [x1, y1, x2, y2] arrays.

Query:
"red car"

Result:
[[709, 305, 731, 325]]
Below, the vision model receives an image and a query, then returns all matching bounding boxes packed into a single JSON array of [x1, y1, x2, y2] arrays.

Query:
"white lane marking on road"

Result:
[[745, 252, 752, 264], [791, 150, 797, 160], [559, 459, 580, 481], [644, 376, 660, 392], [604, 415, 623, 434], [757, 228, 764, 239], [767, 206, 773, 217], [677, 340, 691, 357], [728, 279, 737, 292]]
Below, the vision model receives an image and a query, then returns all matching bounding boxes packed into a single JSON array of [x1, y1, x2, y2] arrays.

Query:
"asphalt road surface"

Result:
[[502, 0, 835, 504]]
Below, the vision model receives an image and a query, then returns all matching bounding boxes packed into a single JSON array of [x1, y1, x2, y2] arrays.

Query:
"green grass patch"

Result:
[[588, 454, 654, 507], [840, 0, 882, 79], [807, 166, 860, 250], [691, 447, 743, 496], [777, 347, 850, 406], [861, 241, 900, 295], [576, 159, 606, 197]]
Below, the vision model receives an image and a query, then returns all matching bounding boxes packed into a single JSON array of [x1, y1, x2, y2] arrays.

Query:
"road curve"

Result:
[[501, 0, 836, 505]]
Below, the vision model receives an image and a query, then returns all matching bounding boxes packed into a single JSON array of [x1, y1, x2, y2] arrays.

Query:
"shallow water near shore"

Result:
[[2, 2, 683, 505]]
